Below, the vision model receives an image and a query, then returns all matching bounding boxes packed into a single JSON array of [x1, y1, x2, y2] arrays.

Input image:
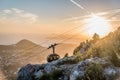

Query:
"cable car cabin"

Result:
[[47, 53, 60, 62], [47, 43, 60, 62]]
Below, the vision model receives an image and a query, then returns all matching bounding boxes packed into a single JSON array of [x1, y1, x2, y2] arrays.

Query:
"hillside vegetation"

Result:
[[73, 27, 120, 66]]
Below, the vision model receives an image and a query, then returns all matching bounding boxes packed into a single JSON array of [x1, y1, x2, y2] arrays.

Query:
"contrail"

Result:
[[70, 0, 92, 14], [70, 0, 84, 9]]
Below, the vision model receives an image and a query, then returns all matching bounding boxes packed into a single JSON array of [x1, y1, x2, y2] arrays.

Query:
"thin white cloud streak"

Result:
[[70, 0, 84, 9], [63, 9, 120, 22], [70, 0, 91, 14], [96, 9, 120, 16], [63, 15, 90, 22]]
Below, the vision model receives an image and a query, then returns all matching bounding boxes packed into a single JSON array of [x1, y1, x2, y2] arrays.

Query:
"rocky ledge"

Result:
[[17, 57, 120, 80]]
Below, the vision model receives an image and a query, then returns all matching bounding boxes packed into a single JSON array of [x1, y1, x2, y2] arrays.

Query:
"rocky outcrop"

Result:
[[70, 57, 120, 80], [17, 57, 120, 80]]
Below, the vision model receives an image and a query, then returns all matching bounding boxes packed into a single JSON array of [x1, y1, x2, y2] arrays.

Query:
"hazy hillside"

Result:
[[0, 39, 46, 80]]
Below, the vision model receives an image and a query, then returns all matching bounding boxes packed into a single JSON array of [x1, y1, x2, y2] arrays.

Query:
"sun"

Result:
[[84, 14, 112, 37]]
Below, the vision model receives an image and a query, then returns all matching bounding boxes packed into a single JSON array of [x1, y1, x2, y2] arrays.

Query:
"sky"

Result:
[[0, 0, 120, 45]]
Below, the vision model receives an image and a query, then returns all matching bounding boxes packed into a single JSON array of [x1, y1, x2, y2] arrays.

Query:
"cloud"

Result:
[[2, 9, 12, 14], [0, 8, 39, 24], [63, 9, 120, 23]]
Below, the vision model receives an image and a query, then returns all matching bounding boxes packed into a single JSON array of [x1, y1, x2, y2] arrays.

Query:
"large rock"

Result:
[[17, 56, 77, 80], [17, 57, 120, 80]]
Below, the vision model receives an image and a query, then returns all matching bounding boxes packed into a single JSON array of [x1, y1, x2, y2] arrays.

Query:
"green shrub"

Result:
[[39, 73, 51, 80], [39, 69, 64, 80], [109, 52, 120, 67], [64, 53, 68, 57], [84, 63, 106, 80], [51, 69, 64, 80], [75, 63, 106, 80], [76, 76, 85, 80]]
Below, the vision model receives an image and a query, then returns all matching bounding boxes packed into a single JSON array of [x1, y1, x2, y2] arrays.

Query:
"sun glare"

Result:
[[84, 14, 112, 37]]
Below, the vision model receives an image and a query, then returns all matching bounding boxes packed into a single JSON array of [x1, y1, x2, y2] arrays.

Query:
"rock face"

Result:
[[70, 57, 120, 80], [17, 57, 120, 80]]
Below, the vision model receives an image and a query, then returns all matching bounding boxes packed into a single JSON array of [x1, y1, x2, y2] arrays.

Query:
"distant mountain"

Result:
[[16, 39, 36, 45], [16, 39, 38, 48], [0, 39, 45, 59]]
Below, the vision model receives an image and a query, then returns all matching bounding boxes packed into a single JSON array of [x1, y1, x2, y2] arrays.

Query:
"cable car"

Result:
[[47, 43, 60, 62], [47, 53, 60, 62]]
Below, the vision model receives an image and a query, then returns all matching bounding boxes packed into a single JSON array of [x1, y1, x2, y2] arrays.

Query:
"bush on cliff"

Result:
[[84, 63, 106, 80]]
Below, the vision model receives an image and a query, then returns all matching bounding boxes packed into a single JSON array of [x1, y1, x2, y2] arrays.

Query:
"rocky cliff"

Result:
[[17, 57, 120, 80]]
